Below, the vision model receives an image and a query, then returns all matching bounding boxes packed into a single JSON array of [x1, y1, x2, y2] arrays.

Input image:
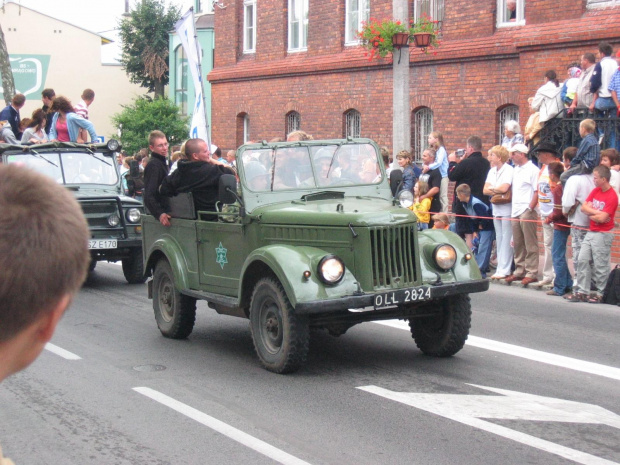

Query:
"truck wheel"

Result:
[[153, 259, 196, 339], [409, 294, 471, 357], [122, 249, 147, 284], [249, 277, 309, 374]]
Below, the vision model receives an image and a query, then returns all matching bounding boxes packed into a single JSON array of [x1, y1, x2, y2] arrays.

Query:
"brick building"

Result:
[[208, 0, 620, 157]]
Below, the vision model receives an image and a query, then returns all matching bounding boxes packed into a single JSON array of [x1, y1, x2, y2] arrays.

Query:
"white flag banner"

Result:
[[175, 9, 209, 145]]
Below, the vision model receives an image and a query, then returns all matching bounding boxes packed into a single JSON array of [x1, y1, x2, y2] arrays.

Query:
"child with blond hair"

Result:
[[411, 180, 431, 230]]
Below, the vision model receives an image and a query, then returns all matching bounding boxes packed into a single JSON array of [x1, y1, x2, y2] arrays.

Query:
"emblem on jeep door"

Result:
[[215, 242, 228, 269]]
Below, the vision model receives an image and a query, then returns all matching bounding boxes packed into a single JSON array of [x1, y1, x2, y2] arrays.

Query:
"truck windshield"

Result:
[[241, 143, 383, 192], [6, 151, 119, 186]]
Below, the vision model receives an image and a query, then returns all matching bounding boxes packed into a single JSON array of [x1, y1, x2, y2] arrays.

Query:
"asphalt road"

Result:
[[1, 262, 619, 465]]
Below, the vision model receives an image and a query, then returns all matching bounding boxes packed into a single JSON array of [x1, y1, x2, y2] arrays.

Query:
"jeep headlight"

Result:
[[107, 139, 120, 151], [108, 213, 120, 227], [125, 208, 141, 223], [398, 190, 414, 208], [317, 255, 345, 285], [433, 244, 457, 271]]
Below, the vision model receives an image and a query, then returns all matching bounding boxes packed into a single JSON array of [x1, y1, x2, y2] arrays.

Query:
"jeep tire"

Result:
[[122, 248, 147, 284], [249, 277, 309, 374], [153, 259, 196, 339], [409, 294, 471, 357]]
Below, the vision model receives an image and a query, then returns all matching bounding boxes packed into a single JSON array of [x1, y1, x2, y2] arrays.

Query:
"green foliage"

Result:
[[118, 0, 180, 97], [111, 96, 189, 155]]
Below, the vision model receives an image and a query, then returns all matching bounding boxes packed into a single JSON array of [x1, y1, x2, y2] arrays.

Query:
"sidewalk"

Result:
[[488, 252, 575, 292]]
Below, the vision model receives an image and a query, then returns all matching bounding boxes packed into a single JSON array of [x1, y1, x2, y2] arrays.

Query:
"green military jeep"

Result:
[[142, 138, 488, 373], [1, 140, 146, 284]]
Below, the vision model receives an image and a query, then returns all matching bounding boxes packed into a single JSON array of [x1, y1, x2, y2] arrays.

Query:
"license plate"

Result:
[[88, 239, 117, 249], [374, 286, 432, 309]]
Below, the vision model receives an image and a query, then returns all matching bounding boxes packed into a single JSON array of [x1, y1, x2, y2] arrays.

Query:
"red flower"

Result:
[[396, 20, 401, 25], [380, 38, 384, 42]]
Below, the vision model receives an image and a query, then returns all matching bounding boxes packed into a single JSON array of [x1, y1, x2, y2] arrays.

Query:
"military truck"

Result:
[[1, 141, 145, 284], [142, 138, 488, 373]]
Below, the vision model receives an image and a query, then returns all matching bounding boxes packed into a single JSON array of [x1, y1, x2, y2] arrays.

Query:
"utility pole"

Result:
[[392, 0, 410, 168]]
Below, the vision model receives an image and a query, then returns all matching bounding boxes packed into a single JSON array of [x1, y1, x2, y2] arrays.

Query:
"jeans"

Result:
[[551, 228, 572, 295], [475, 229, 495, 278], [418, 222, 429, 231], [595, 97, 618, 151]]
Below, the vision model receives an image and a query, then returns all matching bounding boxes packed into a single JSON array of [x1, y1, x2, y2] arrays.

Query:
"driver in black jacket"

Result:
[[159, 138, 235, 218]]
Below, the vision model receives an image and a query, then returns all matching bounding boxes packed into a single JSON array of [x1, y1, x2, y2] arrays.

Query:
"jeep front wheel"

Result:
[[408, 294, 471, 357], [153, 259, 196, 339], [249, 277, 309, 374], [122, 248, 147, 284]]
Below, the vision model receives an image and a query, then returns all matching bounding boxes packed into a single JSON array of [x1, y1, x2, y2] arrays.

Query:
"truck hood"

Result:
[[253, 197, 415, 227], [70, 186, 140, 205]]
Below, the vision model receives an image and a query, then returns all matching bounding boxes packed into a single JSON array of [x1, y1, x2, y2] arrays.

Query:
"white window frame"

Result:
[[344, 109, 361, 138], [413, 108, 433, 163], [288, 0, 308, 52], [243, 115, 250, 143], [498, 105, 519, 145], [413, 0, 444, 28], [587, 0, 620, 7], [496, 0, 525, 27], [243, 0, 256, 53], [345, 0, 370, 45]]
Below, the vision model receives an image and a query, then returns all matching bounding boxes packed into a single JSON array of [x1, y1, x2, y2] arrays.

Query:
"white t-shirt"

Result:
[[511, 161, 539, 217], [562, 173, 595, 227], [537, 165, 554, 217], [485, 163, 513, 217], [609, 170, 620, 196]]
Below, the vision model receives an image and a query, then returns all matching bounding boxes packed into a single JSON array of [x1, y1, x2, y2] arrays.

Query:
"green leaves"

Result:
[[118, 0, 180, 97], [111, 96, 189, 155]]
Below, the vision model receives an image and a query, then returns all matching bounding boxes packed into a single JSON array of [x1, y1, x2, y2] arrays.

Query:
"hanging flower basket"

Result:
[[412, 32, 432, 48], [392, 32, 410, 48]]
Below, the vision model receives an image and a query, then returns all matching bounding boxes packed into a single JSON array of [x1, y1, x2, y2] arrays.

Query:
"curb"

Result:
[[489, 278, 554, 291]]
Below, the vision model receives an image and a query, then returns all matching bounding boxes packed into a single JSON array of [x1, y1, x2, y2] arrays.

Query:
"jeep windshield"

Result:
[[240, 143, 383, 192], [5, 151, 119, 186]]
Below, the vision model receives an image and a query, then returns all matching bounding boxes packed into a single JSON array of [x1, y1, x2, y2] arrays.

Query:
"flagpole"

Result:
[[190, 6, 211, 149]]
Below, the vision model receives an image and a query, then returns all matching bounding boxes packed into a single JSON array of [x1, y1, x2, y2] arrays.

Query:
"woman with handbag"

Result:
[[484, 145, 514, 279]]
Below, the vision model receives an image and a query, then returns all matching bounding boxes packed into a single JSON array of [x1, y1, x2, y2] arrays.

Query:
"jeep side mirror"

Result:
[[219, 174, 238, 205], [389, 169, 403, 197], [129, 159, 140, 178]]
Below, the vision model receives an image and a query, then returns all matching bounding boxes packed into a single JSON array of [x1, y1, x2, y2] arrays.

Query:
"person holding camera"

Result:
[[448, 136, 491, 249]]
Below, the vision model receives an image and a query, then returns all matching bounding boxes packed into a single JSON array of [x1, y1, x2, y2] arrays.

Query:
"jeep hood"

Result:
[[253, 197, 415, 227]]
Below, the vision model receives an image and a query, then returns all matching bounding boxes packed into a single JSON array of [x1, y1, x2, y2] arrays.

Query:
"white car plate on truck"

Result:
[[374, 286, 432, 309], [88, 239, 117, 249]]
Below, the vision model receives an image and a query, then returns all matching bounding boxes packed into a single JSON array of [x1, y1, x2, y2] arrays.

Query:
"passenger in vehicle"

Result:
[[159, 138, 235, 218], [244, 160, 271, 191], [48, 96, 97, 143]]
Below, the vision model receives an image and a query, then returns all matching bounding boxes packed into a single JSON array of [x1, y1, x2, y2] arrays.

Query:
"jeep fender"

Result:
[[239, 245, 360, 309], [145, 236, 192, 291], [417, 229, 482, 282]]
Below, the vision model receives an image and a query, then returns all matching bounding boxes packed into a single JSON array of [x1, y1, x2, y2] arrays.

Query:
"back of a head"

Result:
[[81, 88, 95, 101], [184, 138, 204, 159], [599, 41, 613, 57], [12, 94, 26, 107], [0, 165, 90, 343], [467, 136, 482, 151]]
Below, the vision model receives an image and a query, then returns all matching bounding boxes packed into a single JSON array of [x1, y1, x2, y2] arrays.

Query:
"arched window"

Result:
[[344, 109, 361, 138], [286, 111, 301, 136], [175, 45, 188, 116], [498, 105, 519, 144], [412, 107, 433, 162]]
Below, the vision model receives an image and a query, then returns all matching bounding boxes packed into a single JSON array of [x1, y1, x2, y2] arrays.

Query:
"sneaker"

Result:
[[540, 278, 553, 285]]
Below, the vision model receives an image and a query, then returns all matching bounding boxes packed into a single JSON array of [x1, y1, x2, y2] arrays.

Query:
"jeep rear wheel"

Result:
[[153, 259, 196, 339], [408, 294, 471, 357], [249, 277, 309, 374], [122, 248, 147, 284]]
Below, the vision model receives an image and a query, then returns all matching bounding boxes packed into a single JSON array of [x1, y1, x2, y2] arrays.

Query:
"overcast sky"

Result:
[[12, 0, 195, 63]]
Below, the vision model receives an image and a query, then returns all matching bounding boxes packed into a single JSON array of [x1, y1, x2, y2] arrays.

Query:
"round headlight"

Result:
[[108, 213, 120, 227], [107, 139, 120, 151], [317, 255, 345, 285], [398, 190, 414, 208], [126, 208, 141, 223], [433, 244, 457, 271]]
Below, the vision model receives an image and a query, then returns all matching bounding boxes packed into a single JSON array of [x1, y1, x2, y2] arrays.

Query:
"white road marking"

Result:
[[133, 387, 313, 465], [44, 343, 81, 360], [374, 320, 620, 382], [359, 384, 620, 465]]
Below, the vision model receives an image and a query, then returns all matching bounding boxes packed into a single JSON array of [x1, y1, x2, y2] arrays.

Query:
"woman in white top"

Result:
[[20, 109, 48, 145], [484, 145, 514, 279]]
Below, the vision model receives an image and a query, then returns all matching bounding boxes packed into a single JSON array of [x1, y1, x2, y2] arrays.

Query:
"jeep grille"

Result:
[[81, 199, 125, 239], [370, 224, 417, 289]]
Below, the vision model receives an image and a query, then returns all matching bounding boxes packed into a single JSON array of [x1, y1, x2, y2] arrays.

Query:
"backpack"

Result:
[[602, 265, 620, 306]]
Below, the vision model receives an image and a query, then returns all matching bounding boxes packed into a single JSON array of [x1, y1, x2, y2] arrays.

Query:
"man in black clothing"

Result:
[[448, 135, 491, 247], [144, 130, 171, 226], [160, 138, 235, 218], [41, 88, 56, 135]]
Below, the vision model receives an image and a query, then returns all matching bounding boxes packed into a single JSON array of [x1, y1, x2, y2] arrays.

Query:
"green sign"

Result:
[[0, 54, 50, 100]]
